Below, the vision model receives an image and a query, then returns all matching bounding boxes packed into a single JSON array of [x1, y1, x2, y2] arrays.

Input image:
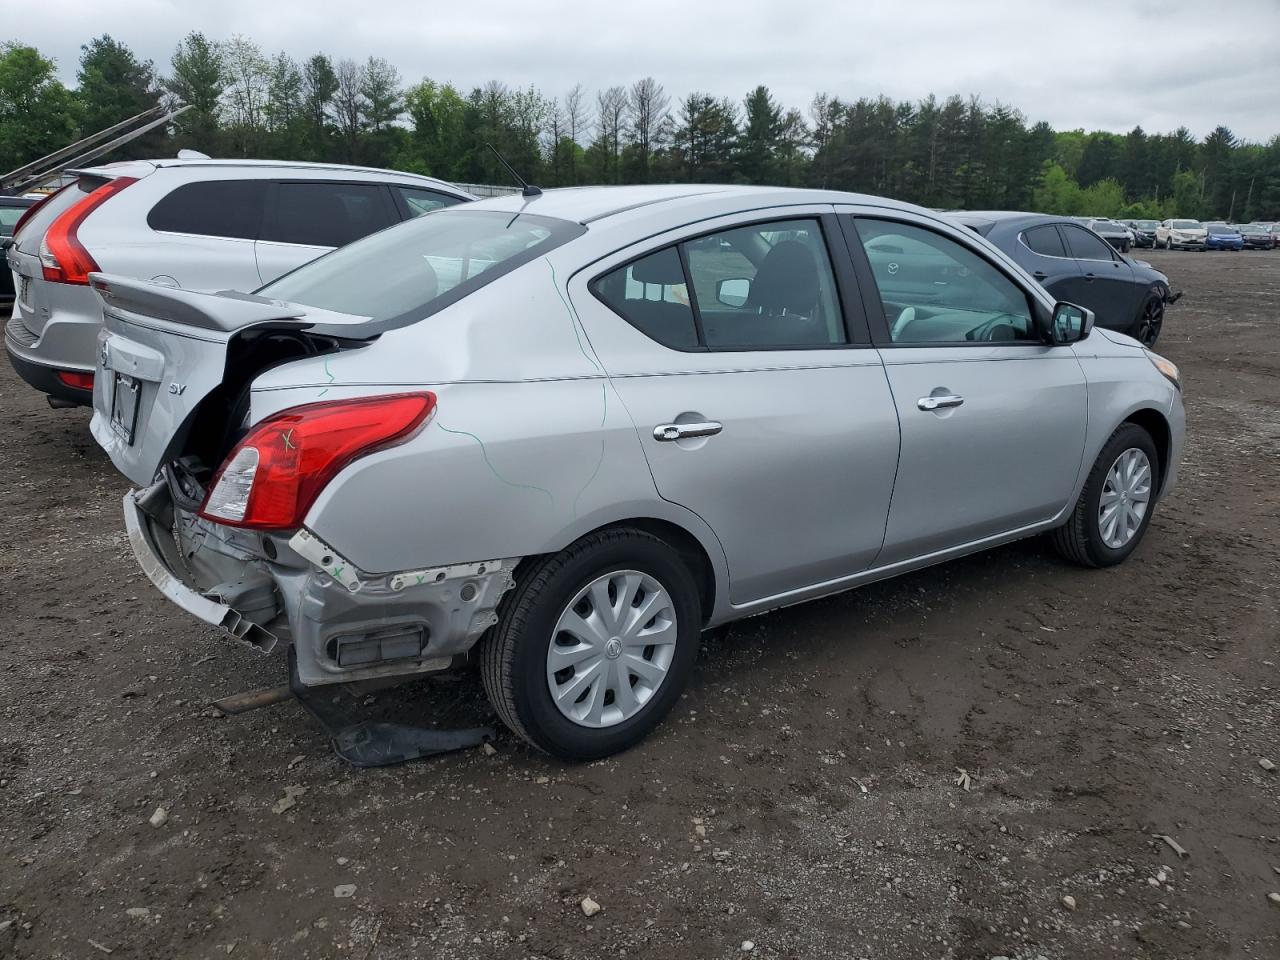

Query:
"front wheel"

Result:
[[1050, 424, 1160, 568], [480, 528, 702, 760]]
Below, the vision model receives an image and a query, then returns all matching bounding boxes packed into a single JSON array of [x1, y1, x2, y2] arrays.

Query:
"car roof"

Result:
[[70, 158, 470, 196], [463, 184, 936, 226]]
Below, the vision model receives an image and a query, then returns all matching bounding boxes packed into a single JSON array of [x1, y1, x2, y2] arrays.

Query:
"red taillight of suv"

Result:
[[200, 393, 437, 530], [39, 177, 137, 284]]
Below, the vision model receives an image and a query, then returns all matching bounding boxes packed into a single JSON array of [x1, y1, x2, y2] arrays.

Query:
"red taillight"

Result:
[[39, 177, 137, 284], [56, 370, 95, 390], [10, 185, 70, 242], [200, 393, 437, 530]]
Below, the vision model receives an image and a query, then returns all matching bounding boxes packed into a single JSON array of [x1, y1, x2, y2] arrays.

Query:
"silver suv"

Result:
[[5, 159, 471, 406]]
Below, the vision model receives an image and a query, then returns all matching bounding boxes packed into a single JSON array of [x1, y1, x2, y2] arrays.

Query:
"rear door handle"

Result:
[[917, 395, 964, 411], [654, 421, 723, 441]]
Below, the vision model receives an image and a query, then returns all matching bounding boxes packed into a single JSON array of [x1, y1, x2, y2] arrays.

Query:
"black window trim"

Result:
[[260, 178, 400, 249], [588, 211, 872, 354], [841, 213, 1050, 349]]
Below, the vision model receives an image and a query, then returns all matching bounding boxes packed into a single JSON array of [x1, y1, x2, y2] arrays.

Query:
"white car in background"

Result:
[[1155, 218, 1207, 250], [5, 158, 472, 406]]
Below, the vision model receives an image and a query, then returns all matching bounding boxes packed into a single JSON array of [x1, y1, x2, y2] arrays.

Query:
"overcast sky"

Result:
[[16, 0, 1280, 142]]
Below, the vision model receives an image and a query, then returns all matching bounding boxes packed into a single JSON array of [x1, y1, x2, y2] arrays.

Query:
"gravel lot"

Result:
[[1, 249, 1278, 960]]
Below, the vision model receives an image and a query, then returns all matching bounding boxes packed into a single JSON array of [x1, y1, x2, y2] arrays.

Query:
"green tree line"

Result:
[[4, 34, 1279, 221]]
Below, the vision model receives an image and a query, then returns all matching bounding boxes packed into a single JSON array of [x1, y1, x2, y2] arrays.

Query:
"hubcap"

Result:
[[546, 570, 677, 728], [1098, 448, 1153, 549]]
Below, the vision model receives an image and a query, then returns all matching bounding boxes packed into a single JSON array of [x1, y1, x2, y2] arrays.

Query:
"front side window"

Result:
[[1060, 224, 1116, 262], [854, 218, 1036, 344], [264, 182, 395, 247], [147, 179, 268, 240], [593, 218, 845, 351], [396, 186, 463, 218], [1022, 224, 1067, 258], [261, 209, 581, 327]]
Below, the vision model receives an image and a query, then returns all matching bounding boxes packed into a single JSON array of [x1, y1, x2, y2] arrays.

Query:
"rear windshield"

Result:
[[0, 205, 28, 232], [259, 209, 585, 330]]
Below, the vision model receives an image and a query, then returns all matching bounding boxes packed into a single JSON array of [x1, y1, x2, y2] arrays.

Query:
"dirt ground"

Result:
[[1, 249, 1278, 960]]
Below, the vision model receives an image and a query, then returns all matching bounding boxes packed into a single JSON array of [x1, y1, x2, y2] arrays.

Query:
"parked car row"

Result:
[[5, 166, 1186, 760], [4, 158, 472, 407], [1141, 218, 1279, 251]]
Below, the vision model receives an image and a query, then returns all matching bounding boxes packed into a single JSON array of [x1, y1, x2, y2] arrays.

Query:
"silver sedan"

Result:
[[89, 185, 1185, 760]]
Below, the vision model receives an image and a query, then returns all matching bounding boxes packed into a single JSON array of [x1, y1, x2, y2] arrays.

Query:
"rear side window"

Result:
[[396, 186, 463, 218], [1022, 225, 1067, 258], [1060, 224, 1115, 262], [592, 247, 699, 349], [264, 181, 395, 247], [592, 218, 845, 351], [147, 179, 267, 239]]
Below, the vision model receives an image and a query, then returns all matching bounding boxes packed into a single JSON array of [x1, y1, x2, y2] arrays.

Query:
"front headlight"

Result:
[[1145, 349, 1181, 391]]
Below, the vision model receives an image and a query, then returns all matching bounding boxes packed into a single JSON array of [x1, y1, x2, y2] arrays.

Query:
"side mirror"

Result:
[[716, 277, 751, 308], [1048, 302, 1094, 344]]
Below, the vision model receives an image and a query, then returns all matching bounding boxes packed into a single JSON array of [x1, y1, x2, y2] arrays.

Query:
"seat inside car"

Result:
[[705, 240, 829, 347]]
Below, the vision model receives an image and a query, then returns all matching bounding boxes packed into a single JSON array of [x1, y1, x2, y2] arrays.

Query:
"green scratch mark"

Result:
[[546, 258, 601, 374], [318, 358, 336, 397], [281, 428, 296, 451], [435, 421, 555, 505], [571, 381, 609, 521], [546, 259, 609, 520]]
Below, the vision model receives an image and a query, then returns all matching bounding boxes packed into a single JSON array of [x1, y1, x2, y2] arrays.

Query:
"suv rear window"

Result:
[[259, 209, 584, 330], [148, 179, 267, 239]]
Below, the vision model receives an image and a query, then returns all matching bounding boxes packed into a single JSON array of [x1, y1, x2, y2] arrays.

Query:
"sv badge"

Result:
[[168, 383, 186, 396]]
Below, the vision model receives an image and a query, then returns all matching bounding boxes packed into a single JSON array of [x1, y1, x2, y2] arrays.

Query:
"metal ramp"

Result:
[[1, 103, 192, 196]]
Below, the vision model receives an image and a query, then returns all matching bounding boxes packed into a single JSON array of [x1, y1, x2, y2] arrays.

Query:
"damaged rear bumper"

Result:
[[123, 482, 519, 686], [125, 486, 280, 650]]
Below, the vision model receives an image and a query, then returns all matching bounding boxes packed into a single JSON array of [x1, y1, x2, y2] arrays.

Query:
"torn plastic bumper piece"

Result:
[[286, 649, 495, 767], [123, 487, 280, 652]]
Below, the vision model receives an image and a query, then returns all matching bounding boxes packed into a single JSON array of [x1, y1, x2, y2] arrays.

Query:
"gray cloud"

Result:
[[18, 0, 1280, 141]]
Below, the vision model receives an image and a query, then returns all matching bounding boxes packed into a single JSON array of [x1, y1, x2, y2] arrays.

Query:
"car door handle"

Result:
[[653, 421, 723, 442], [917, 394, 964, 411]]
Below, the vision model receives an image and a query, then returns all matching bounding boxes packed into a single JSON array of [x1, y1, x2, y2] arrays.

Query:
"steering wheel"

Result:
[[967, 313, 1022, 342], [890, 306, 916, 341]]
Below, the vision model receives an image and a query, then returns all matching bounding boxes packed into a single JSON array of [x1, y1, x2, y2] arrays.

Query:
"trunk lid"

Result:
[[87, 273, 367, 486]]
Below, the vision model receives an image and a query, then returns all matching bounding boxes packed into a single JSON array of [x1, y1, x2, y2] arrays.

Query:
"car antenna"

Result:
[[485, 142, 542, 198]]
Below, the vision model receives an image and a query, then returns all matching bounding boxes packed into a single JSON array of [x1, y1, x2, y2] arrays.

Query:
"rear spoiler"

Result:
[[89, 273, 308, 333]]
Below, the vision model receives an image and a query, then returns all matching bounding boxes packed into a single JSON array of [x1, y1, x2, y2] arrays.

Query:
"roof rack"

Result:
[[1, 103, 192, 196]]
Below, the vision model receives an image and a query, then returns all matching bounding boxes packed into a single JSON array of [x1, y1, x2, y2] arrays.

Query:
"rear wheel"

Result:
[[1050, 424, 1159, 568], [1129, 293, 1164, 347], [480, 528, 701, 760]]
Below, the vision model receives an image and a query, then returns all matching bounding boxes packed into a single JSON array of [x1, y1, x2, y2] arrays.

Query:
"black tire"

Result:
[[1050, 423, 1160, 568], [480, 527, 702, 760], [1128, 292, 1164, 347]]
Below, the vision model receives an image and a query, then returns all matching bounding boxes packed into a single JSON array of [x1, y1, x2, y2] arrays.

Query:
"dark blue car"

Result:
[[1204, 222, 1244, 251]]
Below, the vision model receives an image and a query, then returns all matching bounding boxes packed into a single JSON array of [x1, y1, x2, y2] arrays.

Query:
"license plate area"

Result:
[[18, 275, 30, 306], [110, 372, 141, 444]]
